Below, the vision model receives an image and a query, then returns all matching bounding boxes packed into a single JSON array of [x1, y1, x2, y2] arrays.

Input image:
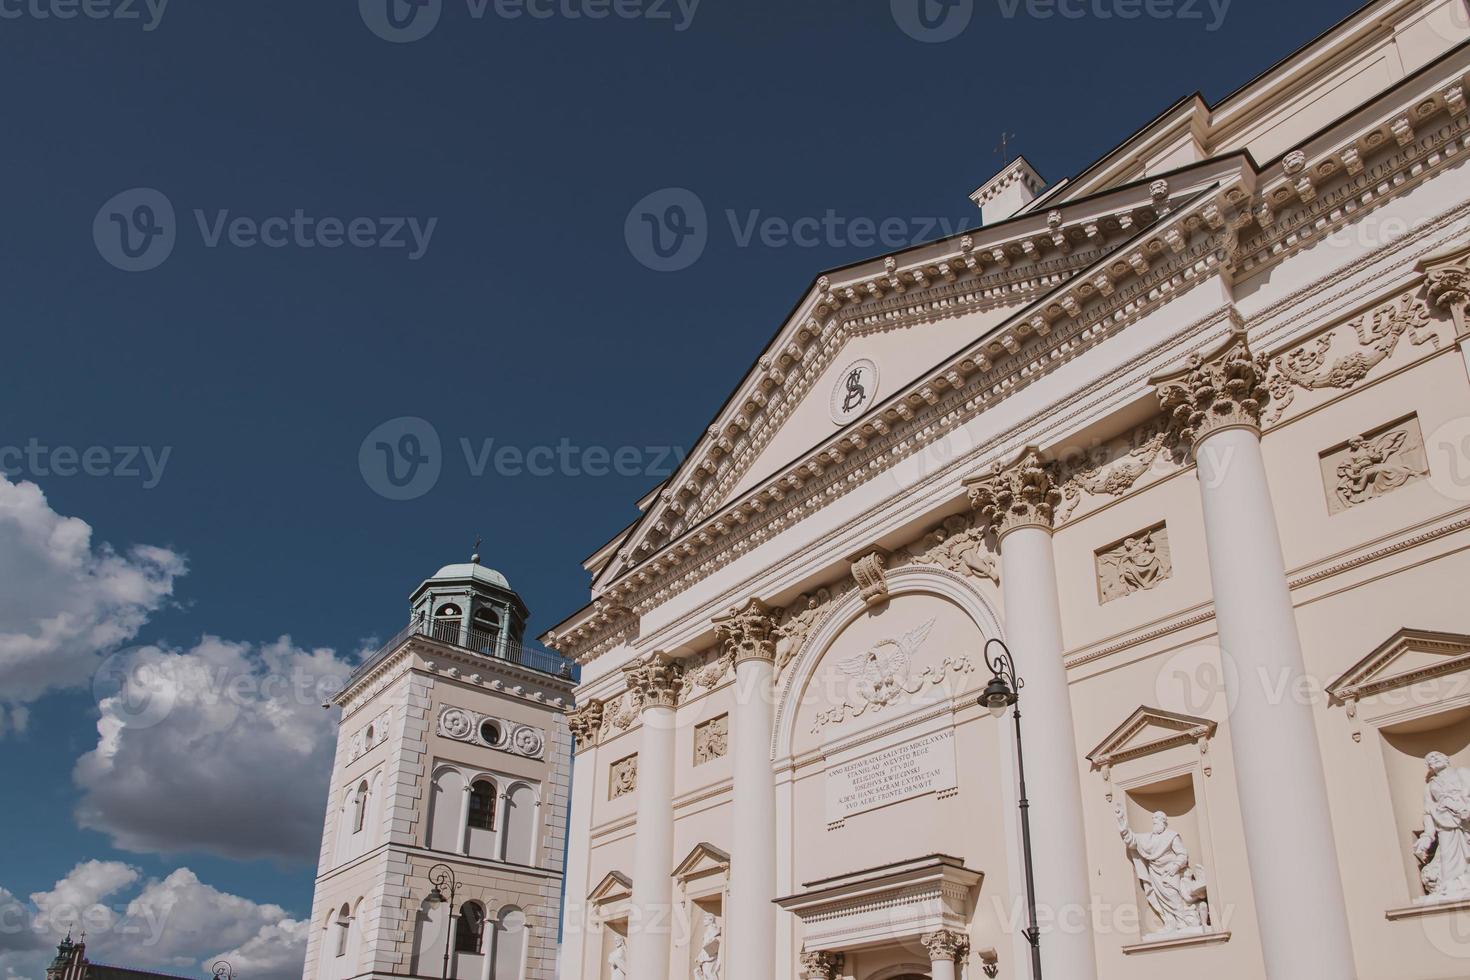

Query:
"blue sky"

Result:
[[0, 0, 1368, 974]]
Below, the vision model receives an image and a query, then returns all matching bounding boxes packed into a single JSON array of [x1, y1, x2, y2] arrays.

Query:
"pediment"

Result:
[[673, 842, 730, 883], [1326, 628, 1470, 704], [1087, 706, 1217, 769], [588, 870, 633, 905]]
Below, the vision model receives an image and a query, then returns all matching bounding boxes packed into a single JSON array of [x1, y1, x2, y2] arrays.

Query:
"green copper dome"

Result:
[[427, 561, 510, 591]]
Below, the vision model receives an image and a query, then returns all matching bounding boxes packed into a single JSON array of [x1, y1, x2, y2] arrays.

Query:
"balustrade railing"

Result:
[[347, 618, 576, 689]]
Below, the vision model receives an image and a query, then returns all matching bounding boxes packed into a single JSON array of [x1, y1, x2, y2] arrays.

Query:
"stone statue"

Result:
[[693, 912, 721, 980], [608, 935, 628, 980], [1414, 751, 1470, 903], [1113, 803, 1210, 938]]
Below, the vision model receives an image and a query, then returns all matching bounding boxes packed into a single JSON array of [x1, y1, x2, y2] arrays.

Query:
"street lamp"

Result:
[[981, 637, 1044, 980], [423, 863, 458, 980]]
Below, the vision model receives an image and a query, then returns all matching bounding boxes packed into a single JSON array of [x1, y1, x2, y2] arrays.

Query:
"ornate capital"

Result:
[[713, 598, 778, 667], [800, 950, 844, 980], [567, 698, 604, 748], [623, 653, 683, 710], [1427, 266, 1470, 337], [965, 448, 1062, 538], [921, 928, 971, 962], [1154, 329, 1272, 445]]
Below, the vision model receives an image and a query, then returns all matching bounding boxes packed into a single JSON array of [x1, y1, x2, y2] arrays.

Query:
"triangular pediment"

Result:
[[1327, 628, 1470, 704], [1087, 706, 1217, 768], [672, 842, 731, 883], [588, 870, 632, 904]]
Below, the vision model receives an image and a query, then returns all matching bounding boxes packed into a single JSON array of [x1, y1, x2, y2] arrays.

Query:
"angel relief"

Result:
[[811, 618, 974, 733], [1325, 418, 1429, 513]]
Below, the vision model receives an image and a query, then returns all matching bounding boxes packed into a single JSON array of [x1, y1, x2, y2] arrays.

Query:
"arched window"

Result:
[[454, 901, 485, 953], [433, 603, 462, 642], [467, 779, 496, 831], [473, 607, 500, 630], [335, 903, 352, 956], [353, 781, 370, 833]]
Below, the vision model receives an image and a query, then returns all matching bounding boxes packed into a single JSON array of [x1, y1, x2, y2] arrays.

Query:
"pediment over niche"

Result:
[[588, 870, 632, 905], [1086, 706, 1217, 770], [673, 842, 730, 883], [1326, 628, 1470, 705]]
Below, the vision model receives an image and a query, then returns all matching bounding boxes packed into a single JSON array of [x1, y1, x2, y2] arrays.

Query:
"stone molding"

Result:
[[713, 598, 779, 667], [622, 653, 682, 710], [1154, 329, 1273, 445], [965, 447, 1062, 538]]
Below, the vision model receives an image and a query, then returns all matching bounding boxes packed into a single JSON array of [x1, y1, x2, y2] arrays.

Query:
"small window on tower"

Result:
[[467, 779, 496, 830], [480, 720, 501, 746]]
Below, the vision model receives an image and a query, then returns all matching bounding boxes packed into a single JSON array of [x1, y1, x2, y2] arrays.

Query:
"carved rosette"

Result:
[[567, 698, 604, 748], [1155, 330, 1272, 445], [623, 653, 683, 710], [713, 598, 778, 667], [965, 448, 1062, 538], [1427, 265, 1470, 337], [800, 950, 844, 980], [921, 928, 971, 962]]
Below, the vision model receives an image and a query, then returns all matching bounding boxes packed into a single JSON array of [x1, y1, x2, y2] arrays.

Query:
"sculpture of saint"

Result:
[[693, 912, 721, 980], [608, 935, 628, 980], [1414, 751, 1470, 903], [1113, 803, 1210, 939]]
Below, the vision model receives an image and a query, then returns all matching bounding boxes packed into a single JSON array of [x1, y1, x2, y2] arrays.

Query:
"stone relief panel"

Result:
[[893, 513, 999, 584], [1265, 291, 1442, 425], [694, 715, 728, 766], [1096, 524, 1172, 604], [437, 704, 546, 759], [1054, 419, 1180, 523], [1320, 415, 1429, 514], [775, 585, 851, 676], [609, 754, 638, 800], [811, 616, 973, 734]]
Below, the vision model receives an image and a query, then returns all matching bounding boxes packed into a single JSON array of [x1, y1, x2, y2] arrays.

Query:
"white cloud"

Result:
[[74, 636, 354, 863], [0, 864, 305, 980], [0, 475, 184, 715]]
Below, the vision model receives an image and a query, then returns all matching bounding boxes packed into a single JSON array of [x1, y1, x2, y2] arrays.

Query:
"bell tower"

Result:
[[305, 550, 576, 980]]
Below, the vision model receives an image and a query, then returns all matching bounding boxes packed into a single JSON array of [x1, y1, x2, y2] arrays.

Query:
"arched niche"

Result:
[[774, 566, 1000, 762], [502, 782, 539, 865], [427, 767, 466, 852]]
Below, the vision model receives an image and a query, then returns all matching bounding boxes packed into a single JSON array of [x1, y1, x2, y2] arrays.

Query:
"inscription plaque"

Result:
[[825, 729, 958, 821]]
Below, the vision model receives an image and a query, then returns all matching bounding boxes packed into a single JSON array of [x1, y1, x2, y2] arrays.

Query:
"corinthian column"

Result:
[[967, 451, 1097, 980], [624, 654, 682, 980], [1156, 333, 1353, 978], [921, 929, 970, 980], [559, 700, 603, 980], [713, 599, 778, 980]]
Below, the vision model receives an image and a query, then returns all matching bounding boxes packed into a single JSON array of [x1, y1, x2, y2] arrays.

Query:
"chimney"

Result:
[[970, 156, 1046, 225]]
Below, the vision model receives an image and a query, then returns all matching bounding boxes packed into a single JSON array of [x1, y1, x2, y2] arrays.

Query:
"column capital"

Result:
[[1153, 329, 1272, 445], [713, 598, 778, 667], [799, 950, 844, 980], [965, 447, 1061, 538], [921, 928, 971, 962], [567, 698, 604, 749], [623, 653, 683, 710], [1427, 264, 1470, 337]]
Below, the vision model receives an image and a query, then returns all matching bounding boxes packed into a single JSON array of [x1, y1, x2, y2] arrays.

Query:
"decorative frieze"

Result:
[[1155, 330, 1273, 444], [775, 586, 847, 674], [1321, 415, 1429, 514], [713, 598, 778, 667], [347, 710, 390, 763], [609, 754, 637, 800], [1096, 525, 1172, 603], [966, 448, 1062, 537], [693, 714, 728, 766], [437, 704, 547, 759], [1054, 421, 1175, 523], [895, 513, 999, 584], [623, 652, 683, 710], [921, 928, 971, 962]]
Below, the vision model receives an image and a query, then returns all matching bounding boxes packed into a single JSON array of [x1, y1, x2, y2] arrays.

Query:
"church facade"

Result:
[[304, 558, 575, 980], [546, 1, 1470, 978]]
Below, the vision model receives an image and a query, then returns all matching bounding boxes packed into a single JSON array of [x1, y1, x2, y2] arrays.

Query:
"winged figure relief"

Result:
[[837, 618, 935, 710]]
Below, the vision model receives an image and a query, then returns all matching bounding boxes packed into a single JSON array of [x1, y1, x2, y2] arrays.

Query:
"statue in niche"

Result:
[[1113, 803, 1210, 938], [1414, 751, 1470, 903], [1334, 427, 1427, 509], [608, 936, 628, 980], [693, 912, 721, 980]]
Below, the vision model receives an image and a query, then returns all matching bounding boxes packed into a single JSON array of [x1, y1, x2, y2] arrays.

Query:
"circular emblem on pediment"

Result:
[[439, 707, 473, 740], [512, 726, 545, 758], [829, 358, 879, 425]]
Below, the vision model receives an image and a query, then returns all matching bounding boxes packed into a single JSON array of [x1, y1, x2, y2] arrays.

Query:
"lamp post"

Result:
[[424, 863, 458, 980], [979, 637, 1043, 980]]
